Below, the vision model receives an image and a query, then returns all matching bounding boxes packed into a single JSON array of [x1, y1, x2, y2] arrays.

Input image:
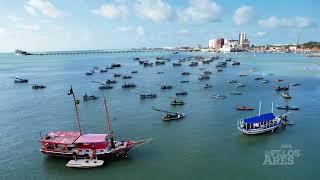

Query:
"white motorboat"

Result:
[[66, 158, 104, 168]]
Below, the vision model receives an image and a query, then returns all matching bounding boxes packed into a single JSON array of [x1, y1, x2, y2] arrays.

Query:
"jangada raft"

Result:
[[39, 87, 149, 160]]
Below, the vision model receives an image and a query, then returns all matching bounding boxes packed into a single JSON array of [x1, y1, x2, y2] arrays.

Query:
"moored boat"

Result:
[[181, 72, 190, 75], [122, 83, 136, 88], [236, 106, 254, 111], [66, 158, 104, 168], [176, 91, 188, 96], [83, 94, 98, 101], [32, 84, 46, 89], [161, 85, 172, 90], [282, 92, 292, 99], [171, 99, 184, 105], [161, 112, 185, 121], [276, 105, 299, 110], [212, 95, 226, 99], [40, 87, 149, 160], [140, 93, 157, 99], [204, 84, 213, 88], [231, 61, 240, 65], [173, 62, 182, 67]]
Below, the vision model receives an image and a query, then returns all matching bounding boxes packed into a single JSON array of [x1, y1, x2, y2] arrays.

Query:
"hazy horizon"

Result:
[[0, 0, 319, 52]]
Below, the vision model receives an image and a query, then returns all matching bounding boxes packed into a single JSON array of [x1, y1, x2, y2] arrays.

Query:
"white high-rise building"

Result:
[[239, 32, 250, 48]]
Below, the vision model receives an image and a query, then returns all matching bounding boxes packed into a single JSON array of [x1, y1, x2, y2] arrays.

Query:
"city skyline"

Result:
[[0, 0, 319, 52]]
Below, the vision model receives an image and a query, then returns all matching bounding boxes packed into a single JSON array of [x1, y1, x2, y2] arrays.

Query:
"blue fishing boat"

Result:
[[237, 102, 283, 135]]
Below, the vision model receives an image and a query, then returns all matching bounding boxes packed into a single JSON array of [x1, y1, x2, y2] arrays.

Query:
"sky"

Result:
[[0, 0, 319, 52]]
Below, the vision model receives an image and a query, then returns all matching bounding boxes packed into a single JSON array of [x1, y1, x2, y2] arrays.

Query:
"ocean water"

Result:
[[0, 52, 319, 179]]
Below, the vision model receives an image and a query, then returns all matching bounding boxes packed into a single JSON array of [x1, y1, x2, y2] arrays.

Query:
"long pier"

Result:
[[16, 49, 193, 56]]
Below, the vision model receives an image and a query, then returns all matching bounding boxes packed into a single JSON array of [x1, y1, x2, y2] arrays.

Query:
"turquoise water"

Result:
[[0, 52, 319, 179]]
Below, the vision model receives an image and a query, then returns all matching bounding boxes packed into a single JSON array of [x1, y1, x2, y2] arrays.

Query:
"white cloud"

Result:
[[177, 0, 222, 24], [176, 29, 190, 36], [256, 31, 267, 38], [117, 26, 133, 32], [27, 0, 62, 18], [233, 5, 255, 25], [8, 15, 23, 23], [24, 5, 38, 16], [92, 4, 128, 20], [136, 26, 145, 36], [16, 24, 40, 32], [258, 16, 315, 28], [134, 0, 172, 22]]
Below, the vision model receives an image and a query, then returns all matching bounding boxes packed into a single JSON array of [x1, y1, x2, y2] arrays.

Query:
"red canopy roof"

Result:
[[74, 134, 107, 144], [40, 131, 81, 145]]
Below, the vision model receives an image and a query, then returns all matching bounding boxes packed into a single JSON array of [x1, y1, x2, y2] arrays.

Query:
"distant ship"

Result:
[[15, 49, 31, 55]]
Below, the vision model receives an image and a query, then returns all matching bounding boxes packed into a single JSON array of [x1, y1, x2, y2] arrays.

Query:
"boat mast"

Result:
[[259, 101, 262, 116], [69, 86, 82, 135], [271, 102, 274, 113], [103, 97, 115, 148]]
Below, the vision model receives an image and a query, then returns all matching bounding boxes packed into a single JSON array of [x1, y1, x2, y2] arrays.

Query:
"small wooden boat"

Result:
[[231, 61, 240, 65], [275, 86, 289, 91], [100, 69, 108, 73], [122, 83, 136, 88], [173, 62, 182, 67], [212, 95, 226, 99], [180, 80, 189, 83], [32, 84, 46, 89], [239, 73, 247, 77], [111, 63, 121, 68], [131, 70, 138, 74], [106, 79, 117, 84], [161, 85, 172, 90], [237, 106, 255, 111], [236, 83, 245, 88], [85, 72, 93, 76], [225, 57, 232, 62], [143, 62, 153, 67], [181, 72, 190, 75], [92, 81, 113, 90], [276, 105, 299, 110], [171, 99, 184, 105], [133, 57, 140, 61], [229, 91, 243, 95], [282, 92, 292, 99], [162, 112, 185, 121], [189, 62, 198, 66], [113, 73, 121, 77], [198, 75, 210, 80], [276, 79, 284, 82], [156, 72, 164, 74], [140, 93, 157, 99], [83, 94, 98, 101], [261, 80, 269, 83], [254, 77, 264, 80], [204, 84, 213, 88], [122, 75, 133, 79], [99, 85, 113, 89], [176, 91, 188, 96], [66, 158, 104, 168], [227, 80, 237, 83], [217, 69, 223, 72], [155, 60, 166, 65]]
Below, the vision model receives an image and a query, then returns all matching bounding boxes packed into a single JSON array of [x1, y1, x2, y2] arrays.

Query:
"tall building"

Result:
[[239, 32, 250, 48], [208, 38, 224, 49]]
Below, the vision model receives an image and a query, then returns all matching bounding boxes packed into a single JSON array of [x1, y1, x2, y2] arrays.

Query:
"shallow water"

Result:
[[0, 52, 319, 179]]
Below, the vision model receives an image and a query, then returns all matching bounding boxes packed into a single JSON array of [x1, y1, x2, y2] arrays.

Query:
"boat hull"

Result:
[[237, 118, 281, 135]]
